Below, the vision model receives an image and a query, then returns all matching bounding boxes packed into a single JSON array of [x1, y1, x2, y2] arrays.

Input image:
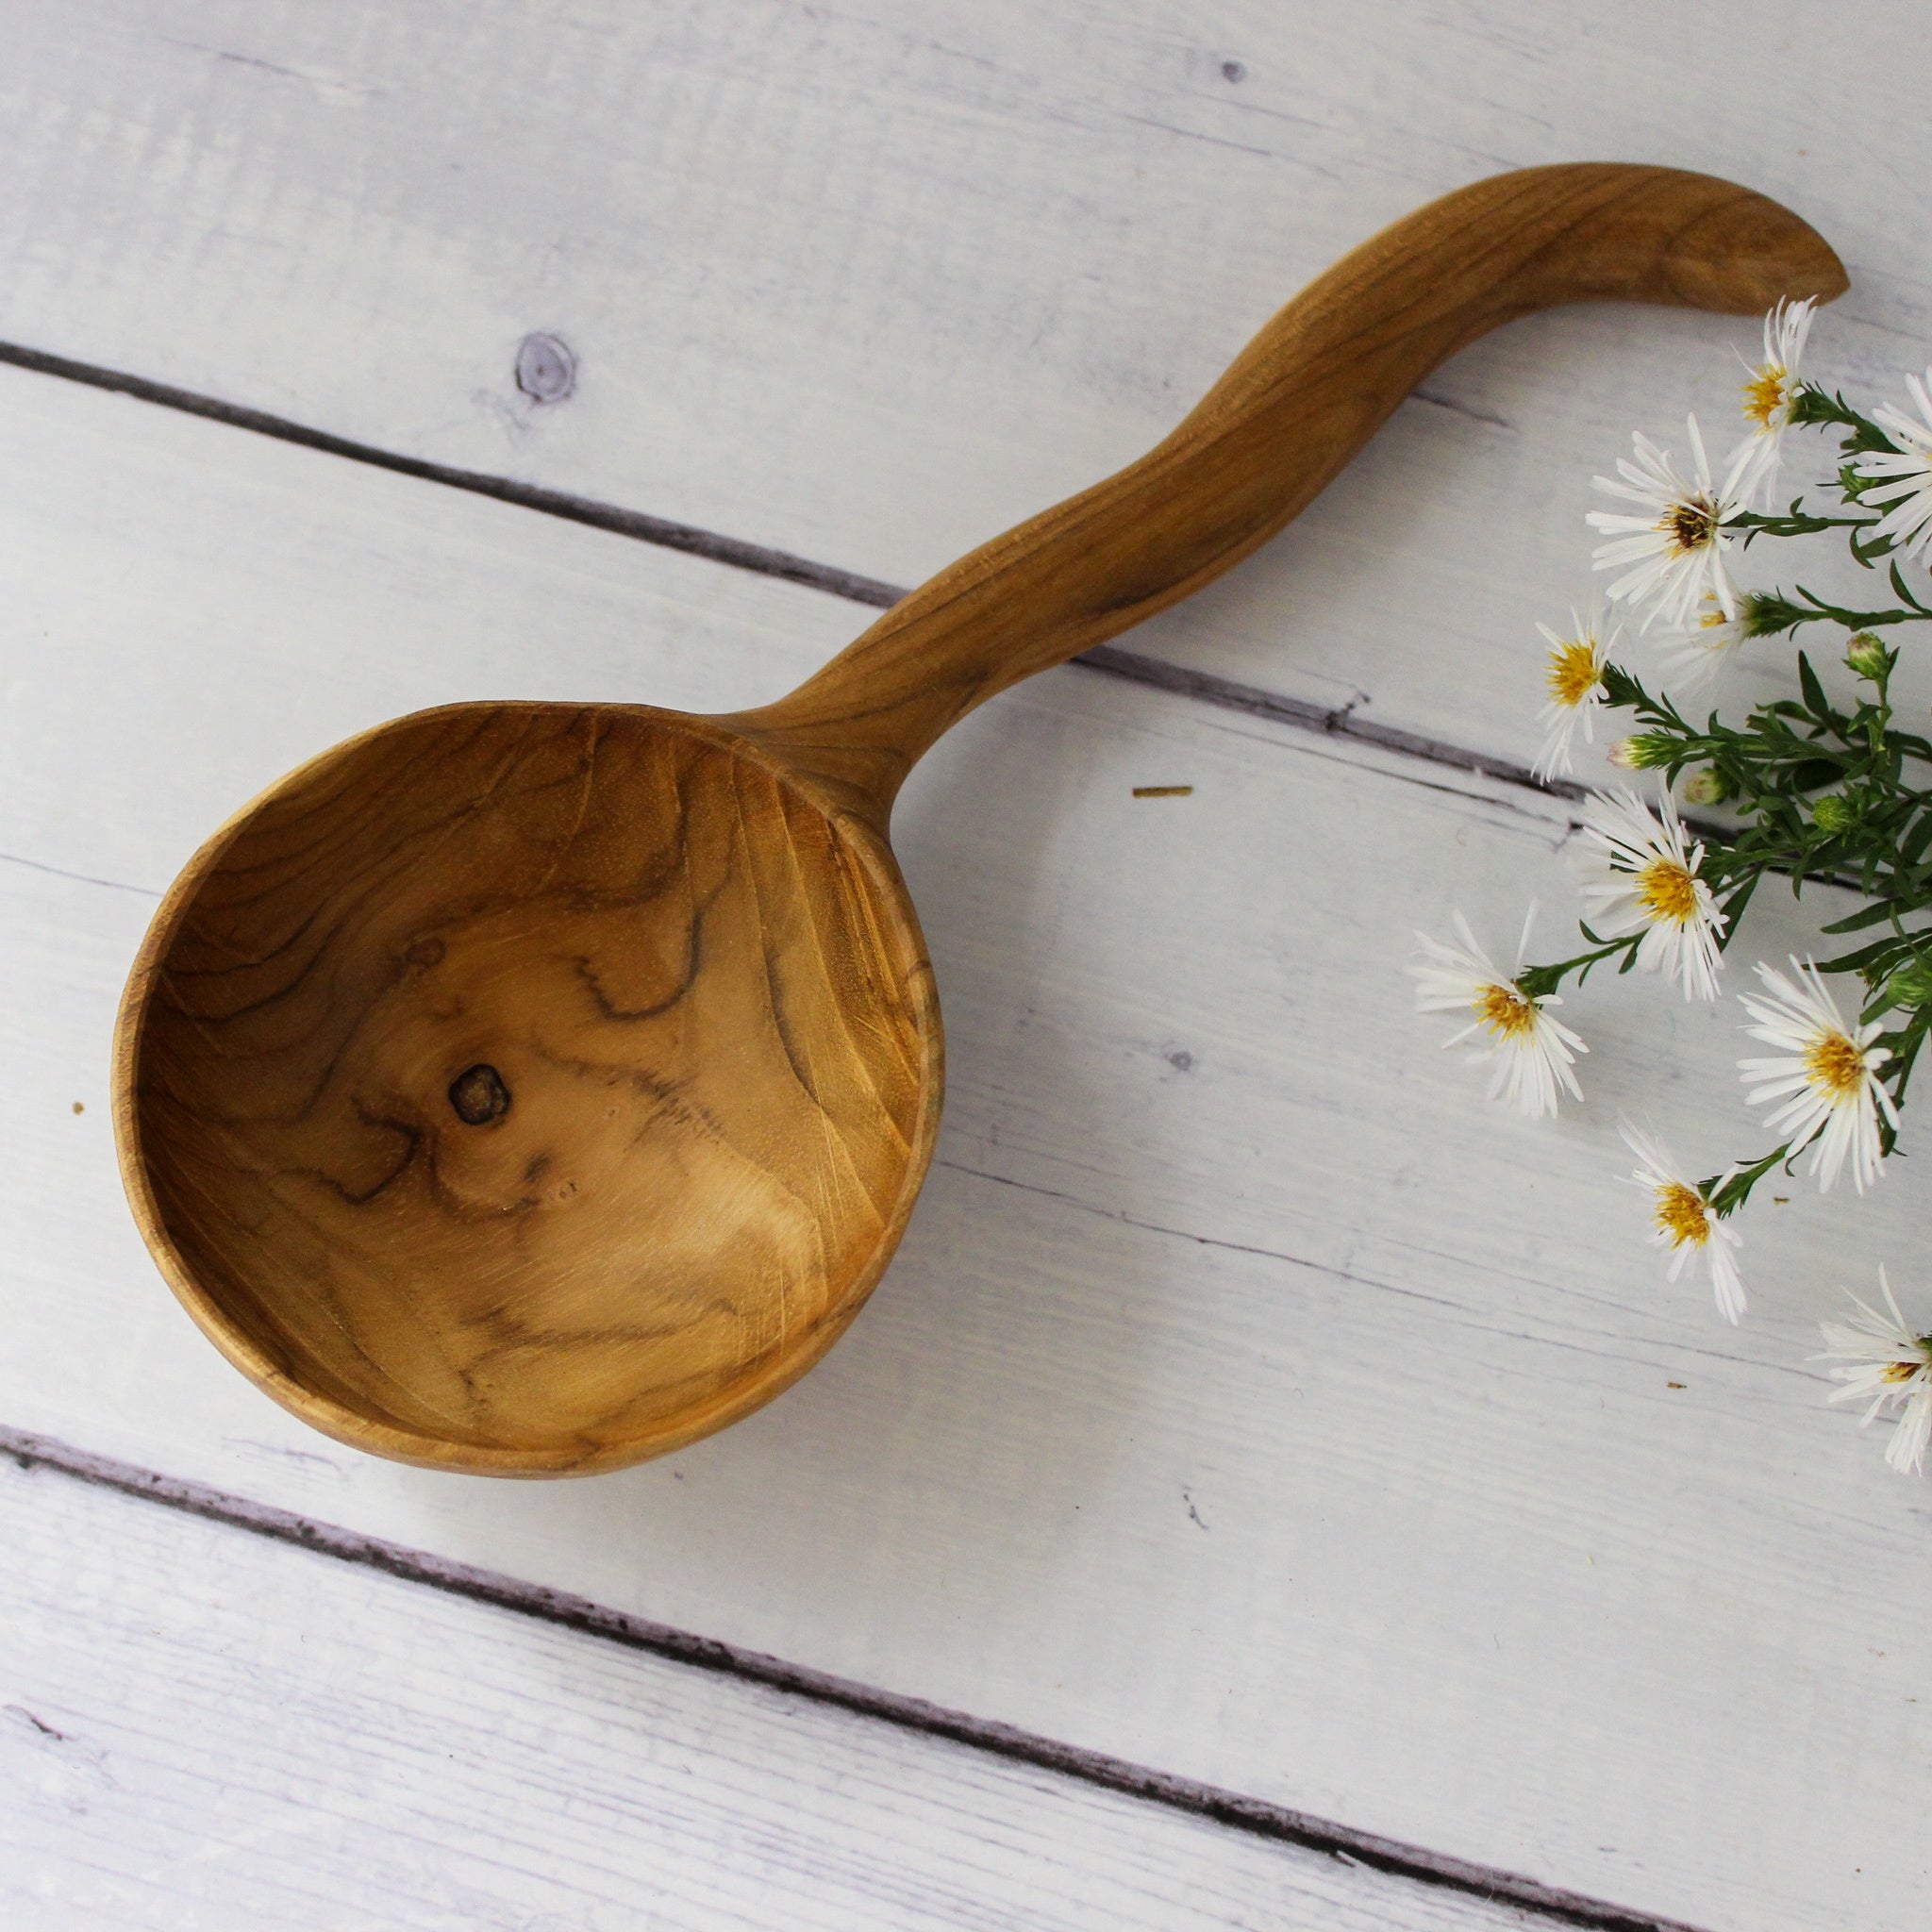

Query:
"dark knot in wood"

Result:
[[448, 1063, 512, 1125], [514, 332, 576, 403]]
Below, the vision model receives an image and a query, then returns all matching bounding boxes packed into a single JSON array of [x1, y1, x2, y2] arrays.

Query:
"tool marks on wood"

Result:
[[118, 705, 939, 1472]]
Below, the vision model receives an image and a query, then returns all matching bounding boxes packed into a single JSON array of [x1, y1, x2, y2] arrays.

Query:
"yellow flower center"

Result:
[[1742, 363, 1788, 430], [1698, 606, 1731, 634], [1803, 1029, 1868, 1099], [1654, 1181, 1711, 1250], [1661, 496, 1718, 554], [1545, 638, 1603, 708], [1475, 982, 1537, 1041], [1636, 858, 1700, 925], [1881, 1358, 1920, 1384]]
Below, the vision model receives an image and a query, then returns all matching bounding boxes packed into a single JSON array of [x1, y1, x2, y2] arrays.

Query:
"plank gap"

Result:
[[0, 1421, 1707, 1932], [0, 332, 1597, 810], [0, 336, 904, 610]]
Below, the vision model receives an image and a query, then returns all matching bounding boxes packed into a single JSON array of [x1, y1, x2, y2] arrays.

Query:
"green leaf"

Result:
[[1820, 899, 1903, 935], [1787, 758, 1844, 793], [1819, 935, 1914, 975], [1797, 651, 1830, 720]]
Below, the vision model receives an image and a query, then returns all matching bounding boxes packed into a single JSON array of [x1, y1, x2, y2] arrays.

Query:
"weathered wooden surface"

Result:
[[3, 361, 1930, 1930], [7, 5, 1932, 1928], [5, 0, 1930, 773], [0, 1454, 1551, 1932]]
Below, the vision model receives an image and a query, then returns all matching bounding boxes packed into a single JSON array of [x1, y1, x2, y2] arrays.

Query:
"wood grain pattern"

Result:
[[113, 165, 1843, 1474], [126, 705, 938, 1471]]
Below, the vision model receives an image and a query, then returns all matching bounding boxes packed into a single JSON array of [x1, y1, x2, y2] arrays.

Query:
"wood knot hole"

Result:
[[514, 332, 577, 403], [449, 1064, 511, 1125]]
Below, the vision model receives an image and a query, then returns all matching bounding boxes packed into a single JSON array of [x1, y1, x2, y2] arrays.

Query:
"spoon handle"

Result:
[[733, 162, 1844, 824]]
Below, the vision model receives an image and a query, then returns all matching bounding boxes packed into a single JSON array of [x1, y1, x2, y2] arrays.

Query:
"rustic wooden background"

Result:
[[3, 5, 1928, 1927]]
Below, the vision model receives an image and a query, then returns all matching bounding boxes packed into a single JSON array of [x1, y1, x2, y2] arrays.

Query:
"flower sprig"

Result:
[[1412, 294, 1932, 1474]]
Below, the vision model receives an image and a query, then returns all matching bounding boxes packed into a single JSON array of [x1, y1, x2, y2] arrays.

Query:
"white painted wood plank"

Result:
[[0, 1457, 1544, 1931], [5, 1, 1932, 772], [1, 364, 1928, 1929]]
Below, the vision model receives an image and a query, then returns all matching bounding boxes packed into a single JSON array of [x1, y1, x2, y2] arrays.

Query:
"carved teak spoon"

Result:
[[115, 165, 1844, 1474]]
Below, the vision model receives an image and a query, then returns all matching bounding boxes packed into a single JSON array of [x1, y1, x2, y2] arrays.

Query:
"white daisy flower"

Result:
[[1587, 416, 1752, 631], [1739, 958, 1898, 1194], [1620, 1123, 1745, 1324], [1656, 596, 1751, 693], [1853, 369, 1932, 564], [1577, 788, 1728, 1000], [1817, 1269, 1932, 1475], [1728, 296, 1816, 506], [1411, 908, 1587, 1121], [1532, 608, 1619, 781]]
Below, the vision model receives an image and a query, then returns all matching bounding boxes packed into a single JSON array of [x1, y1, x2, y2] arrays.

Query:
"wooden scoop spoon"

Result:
[[113, 164, 1844, 1474]]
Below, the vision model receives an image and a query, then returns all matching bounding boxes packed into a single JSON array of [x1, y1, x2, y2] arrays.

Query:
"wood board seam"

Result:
[[0, 1420, 1710, 1932], [0, 333, 1592, 810], [0, 847, 161, 898], [0, 336, 906, 610], [1074, 645, 1587, 802]]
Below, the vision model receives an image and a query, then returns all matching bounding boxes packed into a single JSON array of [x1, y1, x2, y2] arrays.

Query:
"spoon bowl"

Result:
[[121, 702, 940, 1471], [116, 164, 1848, 1472]]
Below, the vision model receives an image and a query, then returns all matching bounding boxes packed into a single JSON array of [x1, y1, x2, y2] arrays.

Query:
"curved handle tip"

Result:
[[1655, 175, 1847, 311]]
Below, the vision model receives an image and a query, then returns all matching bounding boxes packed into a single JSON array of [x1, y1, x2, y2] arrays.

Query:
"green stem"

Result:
[[1789, 382, 1898, 457], [1516, 940, 1631, 1001], [1731, 509, 1877, 539], [1742, 589, 1930, 638], [1706, 1144, 1793, 1218]]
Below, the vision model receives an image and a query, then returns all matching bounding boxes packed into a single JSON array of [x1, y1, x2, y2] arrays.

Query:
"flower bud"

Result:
[[1844, 632, 1894, 682], [1607, 732, 1674, 771], [1810, 791, 1860, 834], [1681, 767, 1731, 807], [1887, 959, 1932, 1008]]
